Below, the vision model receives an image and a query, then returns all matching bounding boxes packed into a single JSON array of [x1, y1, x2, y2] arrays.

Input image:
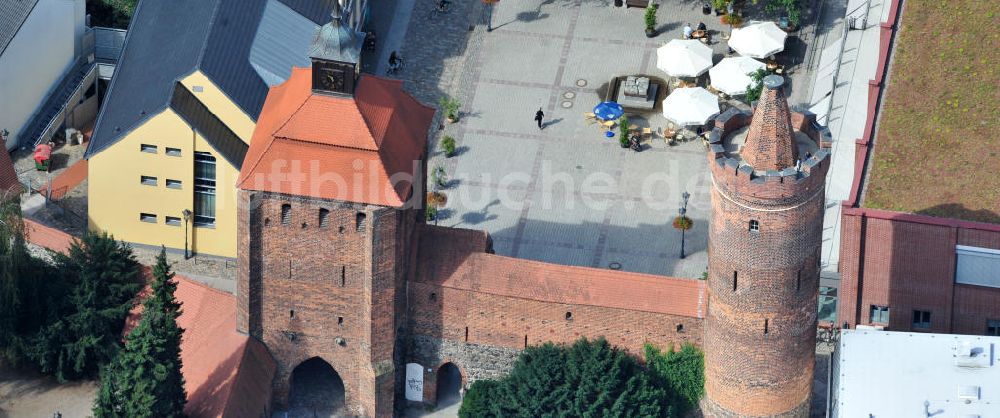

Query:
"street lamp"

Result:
[[182, 209, 193, 260], [679, 191, 690, 259]]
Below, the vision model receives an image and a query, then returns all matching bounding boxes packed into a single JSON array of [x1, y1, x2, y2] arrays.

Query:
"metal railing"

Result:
[[31, 62, 96, 148]]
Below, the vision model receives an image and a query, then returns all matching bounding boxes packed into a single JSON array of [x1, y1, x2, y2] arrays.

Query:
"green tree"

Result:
[[29, 233, 142, 381], [87, 0, 137, 29], [744, 68, 768, 104], [645, 343, 705, 417], [0, 197, 58, 365], [767, 0, 801, 26], [460, 338, 674, 418], [94, 248, 186, 418]]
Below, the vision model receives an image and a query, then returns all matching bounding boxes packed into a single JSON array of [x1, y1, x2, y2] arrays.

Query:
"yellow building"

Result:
[[86, 0, 363, 258]]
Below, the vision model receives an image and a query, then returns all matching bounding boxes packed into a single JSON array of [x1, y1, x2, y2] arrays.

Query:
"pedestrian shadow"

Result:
[[541, 118, 564, 129], [459, 199, 501, 226]]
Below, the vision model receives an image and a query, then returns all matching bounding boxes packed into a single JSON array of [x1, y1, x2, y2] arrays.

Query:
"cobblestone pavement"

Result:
[[391, 0, 824, 279]]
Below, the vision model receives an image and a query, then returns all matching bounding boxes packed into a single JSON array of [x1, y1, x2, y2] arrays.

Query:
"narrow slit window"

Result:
[[733, 271, 738, 291], [289, 310, 295, 318], [764, 319, 769, 335], [524, 335, 528, 348], [338, 316, 344, 326], [356, 212, 367, 232], [281, 204, 291, 225], [319, 208, 330, 228], [465, 327, 469, 342], [340, 266, 346, 287]]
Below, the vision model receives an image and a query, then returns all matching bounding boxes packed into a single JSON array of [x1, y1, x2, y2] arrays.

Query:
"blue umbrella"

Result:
[[593, 101, 624, 121]]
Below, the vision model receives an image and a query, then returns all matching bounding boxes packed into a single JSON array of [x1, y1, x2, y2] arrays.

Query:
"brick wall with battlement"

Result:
[[404, 224, 707, 405]]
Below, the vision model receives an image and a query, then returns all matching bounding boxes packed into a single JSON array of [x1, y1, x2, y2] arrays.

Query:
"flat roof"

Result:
[[862, 0, 1000, 224], [834, 330, 1000, 417]]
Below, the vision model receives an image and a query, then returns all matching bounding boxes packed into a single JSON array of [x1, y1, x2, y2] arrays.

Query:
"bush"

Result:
[[721, 13, 743, 26], [431, 166, 448, 188], [645, 343, 705, 417], [441, 136, 457, 157], [460, 337, 682, 418]]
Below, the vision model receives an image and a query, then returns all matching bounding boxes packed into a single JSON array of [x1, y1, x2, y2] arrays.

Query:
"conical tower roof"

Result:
[[308, 3, 364, 65], [741, 75, 798, 171]]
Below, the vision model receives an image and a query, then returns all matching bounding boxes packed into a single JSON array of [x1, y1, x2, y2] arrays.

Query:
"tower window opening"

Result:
[[289, 310, 295, 318], [356, 212, 366, 232], [264, 218, 271, 226], [430, 292, 437, 301], [319, 208, 330, 228], [340, 266, 346, 287], [764, 319, 769, 335], [676, 324, 684, 332], [565, 312, 573, 320], [733, 271, 738, 291], [281, 204, 291, 225], [524, 335, 528, 348], [749, 220, 760, 233], [338, 316, 344, 326], [465, 327, 469, 342]]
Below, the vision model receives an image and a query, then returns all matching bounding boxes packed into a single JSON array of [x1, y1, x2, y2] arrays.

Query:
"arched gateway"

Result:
[[287, 357, 346, 417]]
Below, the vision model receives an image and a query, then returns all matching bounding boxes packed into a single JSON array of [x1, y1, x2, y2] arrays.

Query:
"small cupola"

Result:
[[309, 3, 364, 96]]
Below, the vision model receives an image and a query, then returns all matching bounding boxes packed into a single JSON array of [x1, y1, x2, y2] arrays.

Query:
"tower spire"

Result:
[[741, 75, 798, 171]]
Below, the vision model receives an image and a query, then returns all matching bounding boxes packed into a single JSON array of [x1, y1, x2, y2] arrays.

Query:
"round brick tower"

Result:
[[702, 76, 830, 417]]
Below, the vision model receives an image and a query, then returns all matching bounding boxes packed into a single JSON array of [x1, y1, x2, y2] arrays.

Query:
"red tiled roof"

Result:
[[24, 217, 275, 418], [413, 225, 706, 318], [741, 80, 798, 171], [0, 147, 21, 197], [239, 67, 435, 207], [38, 159, 87, 200]]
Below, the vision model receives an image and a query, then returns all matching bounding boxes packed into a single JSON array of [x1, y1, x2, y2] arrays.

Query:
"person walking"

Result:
[[534, 108, 544, 129]]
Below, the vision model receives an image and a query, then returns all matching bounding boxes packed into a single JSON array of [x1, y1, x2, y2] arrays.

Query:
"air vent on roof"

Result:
[[953, 341, 992, 368], [958, 385, 980, 400]]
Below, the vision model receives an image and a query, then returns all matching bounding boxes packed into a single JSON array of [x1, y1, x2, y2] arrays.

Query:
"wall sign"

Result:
[[405, 363, 424, 401]]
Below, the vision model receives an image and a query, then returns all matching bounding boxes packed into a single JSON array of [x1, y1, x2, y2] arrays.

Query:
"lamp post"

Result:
[[182, 209, 192, 260], [679, 191, 690, 259], [482, 0, 498, 32]]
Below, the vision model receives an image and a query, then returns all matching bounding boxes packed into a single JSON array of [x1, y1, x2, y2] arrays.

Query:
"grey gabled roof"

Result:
[[0, 0, 39, 56], [169, 83, 248, 168], [86, 0, 338, 161]]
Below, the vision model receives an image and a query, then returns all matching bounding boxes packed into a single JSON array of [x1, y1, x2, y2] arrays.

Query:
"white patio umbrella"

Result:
[[662, 87, 720, 126], [656, 39, 714, 78], [728, 21, 787, 58], [709, 56, 766, 95]]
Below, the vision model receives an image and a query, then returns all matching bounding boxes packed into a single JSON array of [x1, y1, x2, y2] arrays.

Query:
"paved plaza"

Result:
[[389, 0, 819, 278]]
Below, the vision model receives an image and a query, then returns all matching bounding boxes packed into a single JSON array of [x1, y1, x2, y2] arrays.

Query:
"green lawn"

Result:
[[863, 1, 1000, 223]]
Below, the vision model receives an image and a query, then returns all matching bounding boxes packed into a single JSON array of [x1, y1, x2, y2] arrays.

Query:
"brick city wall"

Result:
[[238, 190, 411, 418], [405, 281, 704, 404], [838, 210, 1000, 335]]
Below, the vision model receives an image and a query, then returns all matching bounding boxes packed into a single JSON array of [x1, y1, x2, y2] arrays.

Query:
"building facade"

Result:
[[702, 76, 831, 418]]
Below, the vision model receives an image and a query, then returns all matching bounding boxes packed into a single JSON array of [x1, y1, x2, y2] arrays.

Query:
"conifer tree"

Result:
[[94, 247, 186, 418], [30, 233, 142, 381]]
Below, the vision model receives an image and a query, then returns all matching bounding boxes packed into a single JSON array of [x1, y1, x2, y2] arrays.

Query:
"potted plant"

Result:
[[618, 116, 631, 148], [673, 215, 694, 230], [427, 191, 448, 208], [712, 0, 729, 15], [644, 5, 658, 37], [439, 97, 461, 123], [721, 13, 742, 26], [441, 135, 457, 157], [431, 165, 449, 188]]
